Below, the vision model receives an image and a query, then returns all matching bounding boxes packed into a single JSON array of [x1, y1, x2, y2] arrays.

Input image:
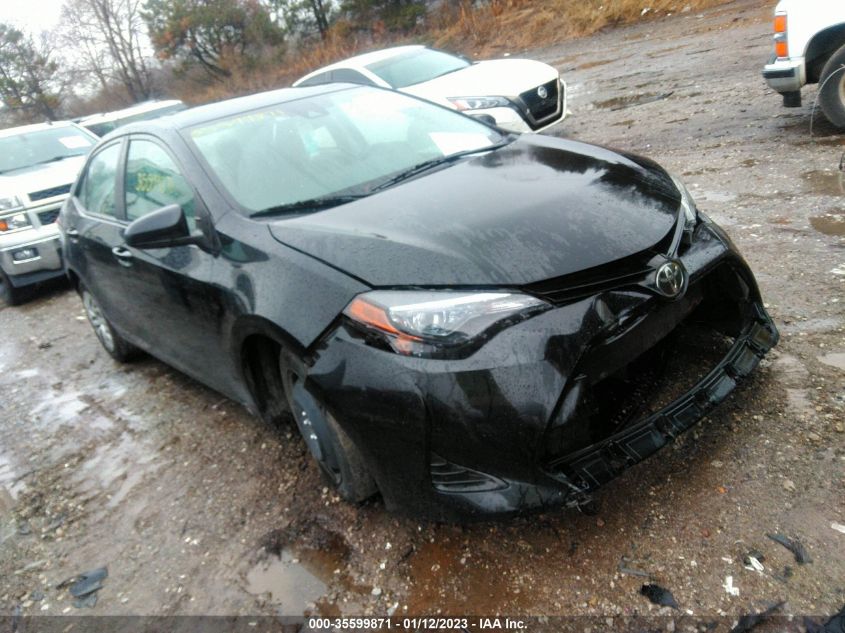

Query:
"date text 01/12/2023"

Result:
[[306, 617, 527, 630]]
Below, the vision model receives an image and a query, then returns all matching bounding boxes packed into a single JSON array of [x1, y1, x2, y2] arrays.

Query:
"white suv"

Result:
[[762, 0, 845, 128], [0, 121, 97, 305]]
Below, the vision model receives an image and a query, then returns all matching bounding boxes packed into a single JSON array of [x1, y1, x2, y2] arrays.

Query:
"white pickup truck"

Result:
[[762, 0, 845, 128], [0, 121, 97, 305]]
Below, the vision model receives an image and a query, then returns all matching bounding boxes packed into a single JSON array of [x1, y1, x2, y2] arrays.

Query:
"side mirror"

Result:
[[124, 204, 204, 249]]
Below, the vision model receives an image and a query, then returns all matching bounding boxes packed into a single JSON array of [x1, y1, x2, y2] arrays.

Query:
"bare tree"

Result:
[[59, 0, 154, 103]]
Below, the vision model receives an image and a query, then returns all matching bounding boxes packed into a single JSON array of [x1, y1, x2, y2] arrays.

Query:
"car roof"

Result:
[[108, 84, 360, 139], [79, 99, 185, 126], [0, 120, 78, 138]]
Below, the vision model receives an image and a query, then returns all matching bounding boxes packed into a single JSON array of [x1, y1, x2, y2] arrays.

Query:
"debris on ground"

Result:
[[56, 567, 108, 609], [744, 556, 765, 574], [730, 601, 786, 633], [639, 584, 679, 609], [767, 533, 812, 564], [618, 564, 653, 579], [723, 576, 740, 597], [743, 550, 766, 574], [806, 602, 845, 633], [831, 523, 845, 535]]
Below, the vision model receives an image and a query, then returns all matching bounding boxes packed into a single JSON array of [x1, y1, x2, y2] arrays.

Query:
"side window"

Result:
[[297, 72, 332, 87], [79, 143, 121, 217], [331, 69, 376, 86], [124, 139, 195, 227]]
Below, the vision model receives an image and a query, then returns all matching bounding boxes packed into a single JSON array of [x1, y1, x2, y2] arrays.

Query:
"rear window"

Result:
[[365, 49, 470, 88]]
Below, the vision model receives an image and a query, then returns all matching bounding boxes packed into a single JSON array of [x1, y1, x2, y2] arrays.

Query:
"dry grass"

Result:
[[430, 0, 737, 55], [174, 0, 738, 105]]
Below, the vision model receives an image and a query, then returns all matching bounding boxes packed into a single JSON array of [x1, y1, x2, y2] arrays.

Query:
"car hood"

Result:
[[400, 59, 558, 104], [0, 155, 87, 201], [267, 135, 680, 287]]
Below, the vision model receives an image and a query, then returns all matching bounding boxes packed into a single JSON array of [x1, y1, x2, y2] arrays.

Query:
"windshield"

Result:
[[365, 48, 470, 88], [0, 126, 95, 174], [188, 87, 505, 214]]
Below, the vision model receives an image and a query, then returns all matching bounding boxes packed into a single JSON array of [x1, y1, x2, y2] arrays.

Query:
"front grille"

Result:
[[519, 80, 560, 123], [524, 228, 676, 306], [38, 209, 60, 225], [28, 184, 71, 202], [525, 254, 654, 306]]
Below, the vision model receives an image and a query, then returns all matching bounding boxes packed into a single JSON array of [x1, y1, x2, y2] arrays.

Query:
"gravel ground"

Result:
[[1, 0, 843, 623]]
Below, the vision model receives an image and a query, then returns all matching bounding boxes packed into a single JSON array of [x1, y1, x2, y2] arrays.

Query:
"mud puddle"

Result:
[[802, 170, 845, 196], [577, 59, 613, 70], [810, 212, 845, 237], [592, 91, 673, 111], [246, 526, 369, 615], [818, 353, 845, 372]]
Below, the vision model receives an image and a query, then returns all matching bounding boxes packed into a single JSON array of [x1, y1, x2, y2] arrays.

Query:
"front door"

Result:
[[118, 136, 231, 392]]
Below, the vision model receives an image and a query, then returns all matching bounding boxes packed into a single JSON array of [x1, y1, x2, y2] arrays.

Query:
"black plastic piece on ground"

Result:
[[730, 601, 785, 633], [767, 533, 812, 564], [68, 567, 108, 598], [640, 583, 679, 609]]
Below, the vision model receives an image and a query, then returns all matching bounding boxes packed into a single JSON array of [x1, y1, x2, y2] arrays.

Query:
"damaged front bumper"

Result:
[[305, 219, 778, 520], [546, 302, 776, 501]]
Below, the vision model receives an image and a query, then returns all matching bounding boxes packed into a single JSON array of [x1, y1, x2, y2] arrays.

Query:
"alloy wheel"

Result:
[[82, 291, 115, 353]]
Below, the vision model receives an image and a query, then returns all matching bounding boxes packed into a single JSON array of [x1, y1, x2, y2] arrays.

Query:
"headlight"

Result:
[[343, 290, 550, 357], [447, 96, 511, 111], [669, 173, 698, 235], [0, 212, 32, 232], [0, 195, 23, 212]]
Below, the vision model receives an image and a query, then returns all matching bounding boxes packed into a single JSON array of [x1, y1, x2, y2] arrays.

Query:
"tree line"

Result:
[[0, 0, 435, 124]]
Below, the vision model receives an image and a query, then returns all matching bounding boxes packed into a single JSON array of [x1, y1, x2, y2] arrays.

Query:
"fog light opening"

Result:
[[12, 247, 38, 262]]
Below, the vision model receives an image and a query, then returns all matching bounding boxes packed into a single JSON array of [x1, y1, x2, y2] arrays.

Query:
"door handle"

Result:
[[65, 228, 80, 242], [111, 246, 134, 267]]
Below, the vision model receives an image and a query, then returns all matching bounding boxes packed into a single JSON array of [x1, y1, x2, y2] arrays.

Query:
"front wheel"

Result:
[[280, 355, 377, 503], [819, 44, 845, 129], [80, 285, 139, 362], [0, 269, 25, 306]]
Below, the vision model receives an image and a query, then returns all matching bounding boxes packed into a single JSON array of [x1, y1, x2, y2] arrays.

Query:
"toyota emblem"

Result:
[[654, 260, 687, 298], [537, 85, 548, 100]]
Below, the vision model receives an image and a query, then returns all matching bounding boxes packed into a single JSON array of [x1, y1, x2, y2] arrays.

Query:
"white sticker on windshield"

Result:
[[58, 136, 91, 149], [428, 132, 493, 156]]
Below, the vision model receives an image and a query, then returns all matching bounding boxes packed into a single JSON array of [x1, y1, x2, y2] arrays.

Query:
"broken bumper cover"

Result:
[[306, 220, 778, 520], [546, 304, 777, 498]]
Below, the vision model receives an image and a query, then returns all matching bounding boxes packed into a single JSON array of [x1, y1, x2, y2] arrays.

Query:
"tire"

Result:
[[279, 353, 377, 503], [0, 269, 26, 306], [80, 285, 139, 362], [818, 44, 845, 129]]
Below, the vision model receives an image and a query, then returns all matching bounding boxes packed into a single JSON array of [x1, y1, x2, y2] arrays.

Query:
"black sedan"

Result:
[[60, 84, 778, 520]]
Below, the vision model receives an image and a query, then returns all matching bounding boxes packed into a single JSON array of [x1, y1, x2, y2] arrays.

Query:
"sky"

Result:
[[1, 0, 67, 33]]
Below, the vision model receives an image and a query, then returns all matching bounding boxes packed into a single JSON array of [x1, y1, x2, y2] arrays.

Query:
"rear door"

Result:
[[68, 140, 135, 333]]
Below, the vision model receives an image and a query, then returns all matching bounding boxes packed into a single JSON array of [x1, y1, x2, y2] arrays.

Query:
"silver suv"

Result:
[[0, 121, 97, 305]]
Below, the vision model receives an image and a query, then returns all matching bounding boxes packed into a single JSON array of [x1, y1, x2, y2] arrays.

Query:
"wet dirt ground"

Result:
[[1, 0, 844, 622]]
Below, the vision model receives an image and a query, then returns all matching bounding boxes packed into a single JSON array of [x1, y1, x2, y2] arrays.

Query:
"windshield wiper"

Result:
[[32, 154, 80, 166], [371, 141, 511, 193], [252, 194, 368, 218]]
